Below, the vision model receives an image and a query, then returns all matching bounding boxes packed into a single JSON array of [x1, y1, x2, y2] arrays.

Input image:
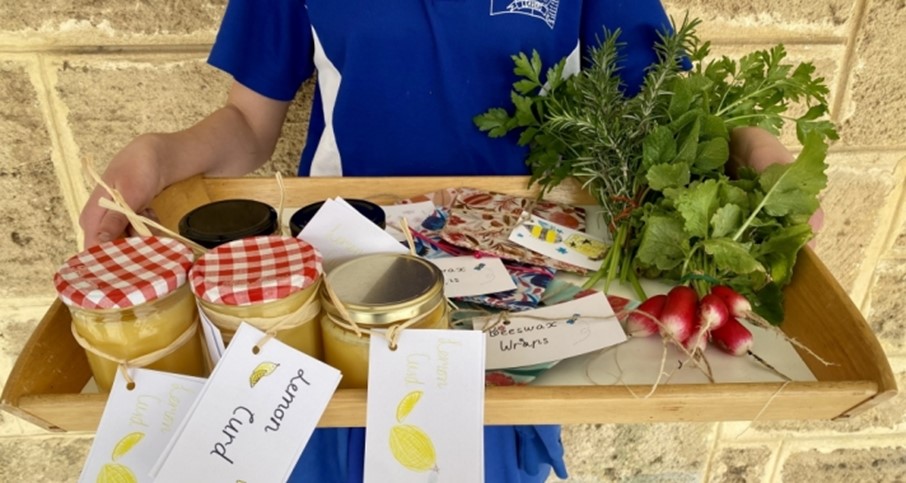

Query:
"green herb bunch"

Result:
[[474, 16, 837, 322]]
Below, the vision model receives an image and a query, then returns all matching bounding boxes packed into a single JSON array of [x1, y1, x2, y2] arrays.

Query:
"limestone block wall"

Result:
[[0, 1, 903, 481]]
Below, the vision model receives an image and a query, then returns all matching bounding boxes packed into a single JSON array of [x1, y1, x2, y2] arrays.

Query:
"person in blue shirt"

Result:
[[80, 1, 808, 481]]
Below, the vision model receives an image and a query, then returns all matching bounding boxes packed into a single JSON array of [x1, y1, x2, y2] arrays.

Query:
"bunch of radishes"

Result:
[[624, 284, 759, 358]]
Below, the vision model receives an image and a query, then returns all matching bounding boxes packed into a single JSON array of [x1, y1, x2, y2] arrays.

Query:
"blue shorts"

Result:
[[289, 425, 567, 482]]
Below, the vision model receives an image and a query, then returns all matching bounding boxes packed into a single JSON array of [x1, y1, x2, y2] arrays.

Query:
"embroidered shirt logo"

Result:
[[490, 0, 560, 29]]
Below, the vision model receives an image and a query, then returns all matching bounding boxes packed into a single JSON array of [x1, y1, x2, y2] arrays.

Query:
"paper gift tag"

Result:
[[79, 369, 205, 483], [427, 256, 517, 298], [298, 197, 407, 272], [152, 323, 342, 483], [508, 214, 610, 271], [197, 304, 226, 365], [475, 292, 628, 370], [382, 200, 437, 241], [364, 330, 485, 483]]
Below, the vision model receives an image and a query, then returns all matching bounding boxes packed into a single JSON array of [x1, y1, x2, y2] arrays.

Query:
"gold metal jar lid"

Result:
[[325, 254, 444, 325]]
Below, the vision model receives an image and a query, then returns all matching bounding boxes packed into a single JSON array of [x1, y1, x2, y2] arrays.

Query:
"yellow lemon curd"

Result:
[[70, 284, 206, 392], [199, 281, 322, 360]]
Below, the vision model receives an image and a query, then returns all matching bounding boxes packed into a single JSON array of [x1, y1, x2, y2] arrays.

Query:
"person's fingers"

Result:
[[80, 176, 157, 247], [124, 208, 160, 237], [96, 206, 132, 243], [79, 188, 115, 248]]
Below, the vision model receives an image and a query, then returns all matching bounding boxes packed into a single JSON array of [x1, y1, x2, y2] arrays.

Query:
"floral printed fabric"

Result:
[[409, 201, 555, 312], [439, 188, 589, 273]]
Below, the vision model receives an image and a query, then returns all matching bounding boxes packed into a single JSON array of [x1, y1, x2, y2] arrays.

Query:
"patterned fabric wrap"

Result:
[[54, 236, 194, 310], [440, 188, 588, 273], [411, 203, 555, 312], [190, 235, 322, 306]]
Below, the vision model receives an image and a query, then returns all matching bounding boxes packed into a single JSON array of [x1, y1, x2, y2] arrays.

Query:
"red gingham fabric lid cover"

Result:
[[190, 236, 322, 306], [54, 236, 194, 310]]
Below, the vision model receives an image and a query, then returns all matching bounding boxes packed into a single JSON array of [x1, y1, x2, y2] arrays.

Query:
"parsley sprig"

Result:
[[474, 16, 837, 322]]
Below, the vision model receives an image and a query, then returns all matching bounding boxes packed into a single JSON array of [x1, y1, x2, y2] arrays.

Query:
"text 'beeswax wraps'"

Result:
[[475, 292, 628, 370], [364, 330, 485, 483], [80, 369, 205, 483], [152, 323, 341, 483]]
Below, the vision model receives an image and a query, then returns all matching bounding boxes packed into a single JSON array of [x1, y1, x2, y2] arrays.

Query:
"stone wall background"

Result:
[[0, 1, 903, 481]]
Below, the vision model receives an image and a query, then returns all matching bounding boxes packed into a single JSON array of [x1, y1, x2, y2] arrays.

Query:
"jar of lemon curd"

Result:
[[54, 236, 207, 391], [320, 253, 449, 388], [190, 236, 324, 359]]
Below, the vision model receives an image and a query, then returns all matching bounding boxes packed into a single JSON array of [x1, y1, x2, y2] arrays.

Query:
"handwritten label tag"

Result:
[[381, 200, 437, 241], [475, 292, 627, 369], [508, 214, 610, 271], [152, 323, 342, 483], [79, 369, 205, 483], [364, 330, 485, 483], [298, 197, 407, 272], [427, 256, 517, 298]]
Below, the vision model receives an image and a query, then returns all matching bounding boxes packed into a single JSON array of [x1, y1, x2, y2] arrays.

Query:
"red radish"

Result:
[[682, 311, 708, 352], [710, 316, 754, 356], [625, 294, 667, 337], [710, 315, 793, 380], [699, 293, 730, 332], [660, 285, 698, 343], [683, 294, 731, 354], [710, 285, 752, 319], [712, 284, 832, 367]]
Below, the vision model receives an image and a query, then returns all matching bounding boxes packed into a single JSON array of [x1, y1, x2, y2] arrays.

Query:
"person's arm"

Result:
[[730, 126, 825, 235], [79, 81, 290, 247]]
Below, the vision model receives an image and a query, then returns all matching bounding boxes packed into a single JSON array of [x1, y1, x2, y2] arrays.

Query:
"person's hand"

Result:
[[729, 127, 825, 238], [79, 134, 166, 248], [78, 82, 294, 249]]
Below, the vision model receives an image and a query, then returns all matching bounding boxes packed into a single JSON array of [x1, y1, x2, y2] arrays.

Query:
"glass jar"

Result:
[[290, 199, 386, 237], [320, 253, 449, 388], [179, 199, 279, 248], [190, 236, 324, 359], [54, 237, 206, 392]]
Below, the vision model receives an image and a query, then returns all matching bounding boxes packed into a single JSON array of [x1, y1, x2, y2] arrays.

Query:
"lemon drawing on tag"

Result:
[[389, 424, 437, 473], [395, 390, 423, 423], [564, 233, 608, 260], [111, 431, 144, 461], [96, 463, 138, 483], [249, 361, 280, 388]]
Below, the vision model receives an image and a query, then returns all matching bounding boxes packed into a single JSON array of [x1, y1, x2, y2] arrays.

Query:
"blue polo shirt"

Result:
[[209, 1, 672, 482], [209, 0, 672, 178]]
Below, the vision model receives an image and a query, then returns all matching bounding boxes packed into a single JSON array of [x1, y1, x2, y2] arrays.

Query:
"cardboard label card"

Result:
[[364, 330, 485, 483], [152, 324, 342, 483], [298, 197, 408, 272], [427, 256, 517, 298], [381, 200, 437, 241], [197, 304, 225, 365], [79, 369, 205, 483], [508, 214, 610, 271], [474, 292, 628, 370]]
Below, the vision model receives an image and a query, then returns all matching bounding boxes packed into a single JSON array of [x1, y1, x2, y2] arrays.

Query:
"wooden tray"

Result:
[[1, 176, 897, 432]]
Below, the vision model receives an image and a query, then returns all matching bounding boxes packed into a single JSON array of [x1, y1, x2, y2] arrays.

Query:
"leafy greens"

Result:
[[474, 16, 837, 323]]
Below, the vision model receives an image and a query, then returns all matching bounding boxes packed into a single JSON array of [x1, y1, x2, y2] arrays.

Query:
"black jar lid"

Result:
[[290, 199, 386, 237], [178, 199, 278, 249]]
